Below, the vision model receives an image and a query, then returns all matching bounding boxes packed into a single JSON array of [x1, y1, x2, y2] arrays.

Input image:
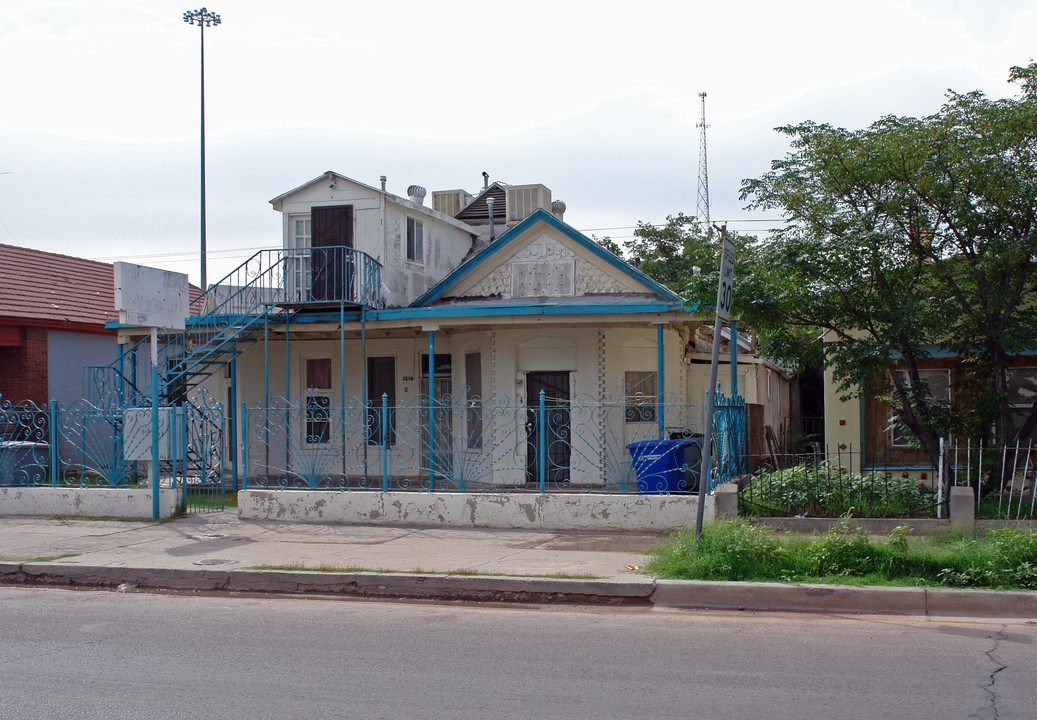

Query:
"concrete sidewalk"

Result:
[[1, 511, 1035, 617], [0, 511, 661, 579]]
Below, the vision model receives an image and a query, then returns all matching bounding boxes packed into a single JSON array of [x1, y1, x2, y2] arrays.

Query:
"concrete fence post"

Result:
[[714, 482, 739, 520], [949, 485, 975, 533]]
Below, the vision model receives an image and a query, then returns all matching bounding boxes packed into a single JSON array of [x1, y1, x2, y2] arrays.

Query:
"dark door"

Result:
[[366, 356, 396, 447], [525, 371, 571, 487], [311, 205, 354, 302]]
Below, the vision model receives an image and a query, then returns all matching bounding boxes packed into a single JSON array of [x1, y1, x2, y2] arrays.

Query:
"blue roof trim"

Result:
[[281, 301, 697, 325], [410, 208, 686, 308]]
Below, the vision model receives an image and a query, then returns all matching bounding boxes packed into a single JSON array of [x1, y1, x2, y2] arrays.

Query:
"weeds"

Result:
[[647, 519, 1037, 589]]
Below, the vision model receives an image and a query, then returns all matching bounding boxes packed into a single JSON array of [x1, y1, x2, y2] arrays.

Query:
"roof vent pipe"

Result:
[[482, 171, 489, 190], [551, 199, 566, 221], [407, 185, 426, 205], [380, 175, 387, 191], [486, 197, 495, 241]]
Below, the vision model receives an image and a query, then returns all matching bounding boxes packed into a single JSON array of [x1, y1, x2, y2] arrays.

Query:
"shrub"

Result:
[[743, 461, 936, 517]]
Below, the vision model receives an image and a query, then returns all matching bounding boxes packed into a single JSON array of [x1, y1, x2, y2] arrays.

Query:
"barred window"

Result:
[[625, 371, 657, 423]]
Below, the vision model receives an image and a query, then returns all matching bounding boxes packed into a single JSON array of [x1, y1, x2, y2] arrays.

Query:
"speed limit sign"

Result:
[[716, 236, 736, 322]]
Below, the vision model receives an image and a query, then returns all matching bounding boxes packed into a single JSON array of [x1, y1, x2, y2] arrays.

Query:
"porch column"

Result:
[[230, 354, 238, 492], [657, 323, 665, 440], [426, 327, 437, 492]]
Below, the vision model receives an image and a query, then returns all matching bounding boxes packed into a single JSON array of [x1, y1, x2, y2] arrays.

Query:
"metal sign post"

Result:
[[695, 230, 735, 540]]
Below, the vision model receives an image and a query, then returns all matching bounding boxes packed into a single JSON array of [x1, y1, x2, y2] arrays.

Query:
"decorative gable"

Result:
[[410, 209, 685, 309], [446, 231, 643, 301]]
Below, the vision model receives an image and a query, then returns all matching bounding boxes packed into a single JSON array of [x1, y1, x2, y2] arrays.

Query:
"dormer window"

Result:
[[407, 218, 424, 263]]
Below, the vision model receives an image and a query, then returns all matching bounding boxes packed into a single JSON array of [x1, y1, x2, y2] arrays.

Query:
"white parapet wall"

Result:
[[0, 487, 182, 519], [239, 490, 713, 531]]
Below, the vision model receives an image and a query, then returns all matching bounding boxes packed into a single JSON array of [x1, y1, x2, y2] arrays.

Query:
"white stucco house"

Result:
[[108, 171, 789, 492]]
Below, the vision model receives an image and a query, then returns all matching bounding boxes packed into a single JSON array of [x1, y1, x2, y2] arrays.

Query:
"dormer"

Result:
[[270, 172, 477, 307]]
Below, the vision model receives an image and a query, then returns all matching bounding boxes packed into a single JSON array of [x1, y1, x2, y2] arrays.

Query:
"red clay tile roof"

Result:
[[0, 243, 116, 331]]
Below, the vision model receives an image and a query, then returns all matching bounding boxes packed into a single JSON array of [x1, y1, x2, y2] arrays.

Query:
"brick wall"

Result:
[[0, 327, 49, 405]]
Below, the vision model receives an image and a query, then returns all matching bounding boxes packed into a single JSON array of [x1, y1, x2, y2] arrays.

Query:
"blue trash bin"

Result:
[[627, 439, 699, 494]]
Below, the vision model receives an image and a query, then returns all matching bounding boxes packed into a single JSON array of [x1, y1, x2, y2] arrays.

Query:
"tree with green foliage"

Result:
[[738, 63, 1037, 474]]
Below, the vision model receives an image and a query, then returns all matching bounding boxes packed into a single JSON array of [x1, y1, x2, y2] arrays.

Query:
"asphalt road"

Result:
[[0, 587, 1034, 720]]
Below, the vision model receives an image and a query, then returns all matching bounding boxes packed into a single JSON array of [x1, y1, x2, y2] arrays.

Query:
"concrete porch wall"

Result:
[[239, 489, 713, 531], [0, 487, 182, 519]]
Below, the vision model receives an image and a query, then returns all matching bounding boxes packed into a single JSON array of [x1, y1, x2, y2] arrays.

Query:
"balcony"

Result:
[[192, 245, 383, 318]]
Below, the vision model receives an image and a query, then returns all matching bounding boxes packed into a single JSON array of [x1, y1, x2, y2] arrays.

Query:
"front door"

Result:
[[311, 205, 353, 302], [525, 371, 571, 487]]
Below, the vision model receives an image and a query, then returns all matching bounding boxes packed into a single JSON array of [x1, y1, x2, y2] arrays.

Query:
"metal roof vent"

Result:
[[407, 185, 427, 205], [551, 199, 566, 221]]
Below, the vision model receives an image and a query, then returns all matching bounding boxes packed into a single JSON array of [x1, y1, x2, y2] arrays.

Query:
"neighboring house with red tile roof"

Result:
[[0, 243, 119, 406]]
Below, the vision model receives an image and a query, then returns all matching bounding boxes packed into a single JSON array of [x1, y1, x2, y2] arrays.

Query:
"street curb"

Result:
[[1, 562, 1035, 616], [652, 579, 929, 614], [0, 563, 653, 606]]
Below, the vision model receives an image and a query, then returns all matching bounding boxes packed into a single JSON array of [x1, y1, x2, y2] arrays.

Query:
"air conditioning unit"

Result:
[[432, 189, 473, 217], [505, 184, 552, 224]]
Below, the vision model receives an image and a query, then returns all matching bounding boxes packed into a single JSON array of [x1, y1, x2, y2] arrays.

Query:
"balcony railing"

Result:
[[190, 245, 383, 318]]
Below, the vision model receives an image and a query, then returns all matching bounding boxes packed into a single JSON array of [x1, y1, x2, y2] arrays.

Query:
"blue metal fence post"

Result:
[[538, 389, 546, 494], [230, 354, 238, 492], [150, 366, 160, 520], [381, 392, 389, 492], [49, 399, 58, 487], [427, 329, 435, 492], [177, 404, 186, 513]]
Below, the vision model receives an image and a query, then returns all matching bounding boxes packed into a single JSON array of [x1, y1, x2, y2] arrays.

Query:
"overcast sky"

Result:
[[1, 0, 1035, 285]]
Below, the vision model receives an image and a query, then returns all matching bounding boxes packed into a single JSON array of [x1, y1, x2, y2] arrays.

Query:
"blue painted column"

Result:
[[427, 329, 435, 492], [151, 365, 160, 520], [361, 307, 368, 484], [284, 312, 290, 477], [657, 323, 665, 440], [230, 355, 238, 492], [339, 302, 346, 483], [538, 389, 546, 493], [381, 392, 389, 491], [49, 399, 58, 488]]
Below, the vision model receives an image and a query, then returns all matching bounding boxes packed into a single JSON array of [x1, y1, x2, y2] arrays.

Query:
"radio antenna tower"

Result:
[[696, 91, 711, 231]]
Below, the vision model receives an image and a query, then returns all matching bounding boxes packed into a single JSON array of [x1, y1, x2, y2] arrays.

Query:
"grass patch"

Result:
[[246, 563, 602, 580], [0, 552, 80, 563], [647, 518, 1037, 590]]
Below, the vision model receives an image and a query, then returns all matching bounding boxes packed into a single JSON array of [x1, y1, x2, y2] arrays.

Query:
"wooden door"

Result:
[[311, 205, 353, 302]]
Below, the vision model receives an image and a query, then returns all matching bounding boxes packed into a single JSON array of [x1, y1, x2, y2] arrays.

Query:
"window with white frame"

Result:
[[890, 368, 950, 447], [292, 217, 312, 300], [625, 370, 658, 423], [406, 218, 424, 263]]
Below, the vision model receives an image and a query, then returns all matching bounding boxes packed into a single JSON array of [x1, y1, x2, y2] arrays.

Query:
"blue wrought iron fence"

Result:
[[241, 389, 748, 494], [1, 392, 224, 513]]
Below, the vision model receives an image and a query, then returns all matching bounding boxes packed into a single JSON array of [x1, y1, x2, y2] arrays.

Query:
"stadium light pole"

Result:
[[183, 7, 221, 291]]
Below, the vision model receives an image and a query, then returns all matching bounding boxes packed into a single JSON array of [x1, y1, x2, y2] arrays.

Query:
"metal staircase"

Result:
[[85, 245, 383, 407]]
